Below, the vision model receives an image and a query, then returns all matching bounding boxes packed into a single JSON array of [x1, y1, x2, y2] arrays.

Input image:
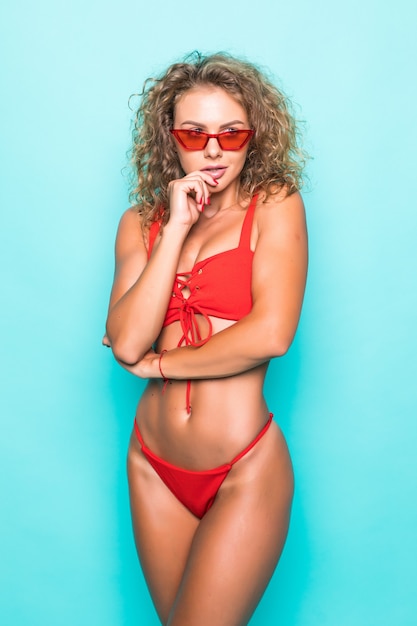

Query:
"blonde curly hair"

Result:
[[129, 51, 306, 225]]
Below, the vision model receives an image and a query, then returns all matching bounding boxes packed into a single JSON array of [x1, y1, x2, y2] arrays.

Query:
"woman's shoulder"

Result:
[[256, 185, 303, 206], [255, 188, 305, 227], [115, 205, 148, 257], [118, 204, 143, 228]]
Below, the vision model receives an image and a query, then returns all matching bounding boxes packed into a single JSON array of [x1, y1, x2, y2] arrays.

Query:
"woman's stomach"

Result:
[[135, 315, 270, 470]]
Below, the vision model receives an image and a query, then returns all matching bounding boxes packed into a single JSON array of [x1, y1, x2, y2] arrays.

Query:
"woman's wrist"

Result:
[[161, 219, 191, 241], [158, 350, 168, 381], [155, 345, 198, 381]]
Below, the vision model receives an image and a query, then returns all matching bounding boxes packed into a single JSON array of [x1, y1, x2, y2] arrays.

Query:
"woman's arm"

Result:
[[134, 191, 308, 379], [105, 171, 215, 364], [105, 208, 189, 363]]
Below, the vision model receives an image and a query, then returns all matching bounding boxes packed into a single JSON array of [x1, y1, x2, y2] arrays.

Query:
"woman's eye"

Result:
[[189, 129, 204, 135]]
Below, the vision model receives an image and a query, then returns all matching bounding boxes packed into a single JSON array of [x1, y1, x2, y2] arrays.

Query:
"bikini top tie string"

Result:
[[176, 298, 213, 414]]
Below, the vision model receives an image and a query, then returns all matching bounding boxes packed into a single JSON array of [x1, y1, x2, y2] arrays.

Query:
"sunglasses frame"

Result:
[[170, 128, 255, 151]]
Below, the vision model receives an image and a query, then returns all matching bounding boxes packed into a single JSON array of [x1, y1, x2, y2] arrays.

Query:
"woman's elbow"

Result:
[[267, 337, 291, 358], [106, 320, 152, 364], [109, 337, 142, 365], [263, 321, 294, 358]]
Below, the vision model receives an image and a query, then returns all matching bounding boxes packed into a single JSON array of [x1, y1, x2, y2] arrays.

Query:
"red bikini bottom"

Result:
[[134, 413, 273, 519]]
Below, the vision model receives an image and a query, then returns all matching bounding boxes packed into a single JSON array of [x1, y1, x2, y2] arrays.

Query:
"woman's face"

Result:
[[172, 85, 251, 195]]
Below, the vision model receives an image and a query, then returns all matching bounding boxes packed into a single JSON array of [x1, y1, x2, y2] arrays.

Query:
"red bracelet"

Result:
[[158, 349, 168, 383]]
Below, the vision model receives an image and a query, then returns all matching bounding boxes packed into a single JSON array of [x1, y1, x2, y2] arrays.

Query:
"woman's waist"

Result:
[[136, 376, 269, 470]]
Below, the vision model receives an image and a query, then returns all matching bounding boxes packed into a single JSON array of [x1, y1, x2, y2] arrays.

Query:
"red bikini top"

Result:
[[147, 194, 257, 349]]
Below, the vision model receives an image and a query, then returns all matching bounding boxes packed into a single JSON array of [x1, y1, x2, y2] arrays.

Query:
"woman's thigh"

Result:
[[167, 421, 294, 626], [127, 432, 200, 624]]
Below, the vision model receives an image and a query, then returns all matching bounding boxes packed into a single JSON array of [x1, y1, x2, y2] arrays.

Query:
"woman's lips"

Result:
[[201, 167, 227, 180]]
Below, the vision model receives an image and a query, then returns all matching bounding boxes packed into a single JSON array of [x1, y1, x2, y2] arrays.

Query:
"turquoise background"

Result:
[[1, 0, 416, 624]]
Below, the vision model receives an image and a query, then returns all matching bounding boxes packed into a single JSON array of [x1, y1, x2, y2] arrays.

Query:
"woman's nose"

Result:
[[204, 136, 223, 157]]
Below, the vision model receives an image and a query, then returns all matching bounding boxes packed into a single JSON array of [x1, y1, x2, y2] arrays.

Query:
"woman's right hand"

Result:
[[167, 170, 218, 228]]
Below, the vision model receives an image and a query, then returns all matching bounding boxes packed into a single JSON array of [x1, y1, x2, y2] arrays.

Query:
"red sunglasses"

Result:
[[170, 128, 255, 151]]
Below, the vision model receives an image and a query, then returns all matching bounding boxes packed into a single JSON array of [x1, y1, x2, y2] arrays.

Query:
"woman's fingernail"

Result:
[[207, 197, 211, 205]]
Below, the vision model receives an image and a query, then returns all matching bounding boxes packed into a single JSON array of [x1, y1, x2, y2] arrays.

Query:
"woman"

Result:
[[104, 52, 308, 625]]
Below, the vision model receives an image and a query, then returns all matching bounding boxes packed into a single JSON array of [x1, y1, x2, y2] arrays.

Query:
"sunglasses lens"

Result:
[[177, 130, 206, 149], [219, 130, 251, 150]]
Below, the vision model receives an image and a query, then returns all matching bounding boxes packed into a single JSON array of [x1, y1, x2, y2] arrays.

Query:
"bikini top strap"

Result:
[[238, 194, 258, 249], [147, 220, 162, 260], [149, 195, 258, 258]]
